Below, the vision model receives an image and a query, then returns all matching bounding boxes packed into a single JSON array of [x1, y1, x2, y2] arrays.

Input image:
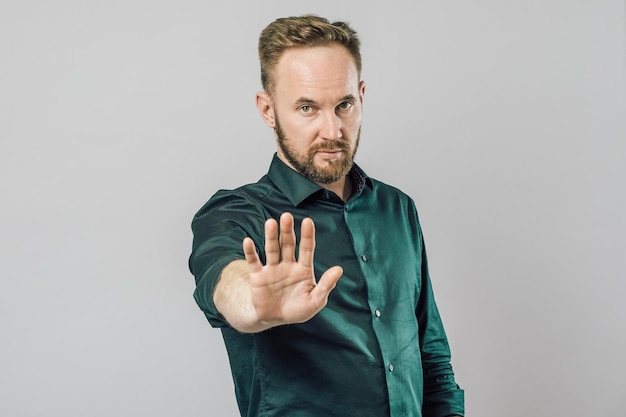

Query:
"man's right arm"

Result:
[[213, 259, 273, 333]]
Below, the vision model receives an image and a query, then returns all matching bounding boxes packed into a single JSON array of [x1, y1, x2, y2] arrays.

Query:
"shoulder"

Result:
[[369, 177, 417, 207], [365, 176, 424, 234], [191, 176, 273, 228]]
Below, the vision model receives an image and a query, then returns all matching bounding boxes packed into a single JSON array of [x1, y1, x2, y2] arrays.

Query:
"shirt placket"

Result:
[[343, 199, 405, 417]]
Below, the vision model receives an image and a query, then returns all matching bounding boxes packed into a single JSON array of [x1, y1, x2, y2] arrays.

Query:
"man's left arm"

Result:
[[415, 223, 465, 417]]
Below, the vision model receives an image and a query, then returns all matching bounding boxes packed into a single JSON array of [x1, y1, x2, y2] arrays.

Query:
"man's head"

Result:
[[258, 15, 362, 95], [256, 15, 365, 186]]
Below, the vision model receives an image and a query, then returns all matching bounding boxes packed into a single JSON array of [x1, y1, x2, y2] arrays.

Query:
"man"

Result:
[[189, 15, 464, 417]]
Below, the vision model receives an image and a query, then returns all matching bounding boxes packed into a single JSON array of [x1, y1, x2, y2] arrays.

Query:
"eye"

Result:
[[337, 101, 353, 111], [299, 105, 313, 113]]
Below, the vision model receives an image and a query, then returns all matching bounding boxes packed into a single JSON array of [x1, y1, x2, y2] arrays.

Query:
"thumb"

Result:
[[310, 266, 343, 307]]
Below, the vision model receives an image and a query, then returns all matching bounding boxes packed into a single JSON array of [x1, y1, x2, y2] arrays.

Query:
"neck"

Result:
[[318, 176, 352, 202], [276, 152, 354, 202]]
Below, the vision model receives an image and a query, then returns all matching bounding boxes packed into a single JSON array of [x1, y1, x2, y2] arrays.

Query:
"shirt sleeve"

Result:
[[413, 204, 465, 417], [188, 190, 266, 328]]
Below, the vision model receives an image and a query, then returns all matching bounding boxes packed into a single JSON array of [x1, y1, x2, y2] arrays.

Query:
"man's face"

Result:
[[261, 44, 365, 185]]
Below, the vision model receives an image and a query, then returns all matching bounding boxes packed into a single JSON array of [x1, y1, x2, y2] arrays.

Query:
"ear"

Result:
[[256, 91, 275, 128], [358, 80, 366, 103]]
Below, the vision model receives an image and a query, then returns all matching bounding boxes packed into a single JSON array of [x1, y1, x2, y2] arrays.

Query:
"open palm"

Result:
[[243, 212, 343, 328]]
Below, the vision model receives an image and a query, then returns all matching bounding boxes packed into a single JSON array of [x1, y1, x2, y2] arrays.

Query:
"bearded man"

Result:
[[189, 15, 464, 417]]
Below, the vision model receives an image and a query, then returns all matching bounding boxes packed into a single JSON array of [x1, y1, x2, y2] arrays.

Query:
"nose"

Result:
[[319, 111, 342, 141]]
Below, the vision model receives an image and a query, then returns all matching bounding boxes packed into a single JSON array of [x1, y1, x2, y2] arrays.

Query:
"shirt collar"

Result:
[[267, 153, 373, 207]]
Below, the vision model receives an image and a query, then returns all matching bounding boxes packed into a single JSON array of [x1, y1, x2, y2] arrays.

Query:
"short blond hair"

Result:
[[258, 15, 362, 94]]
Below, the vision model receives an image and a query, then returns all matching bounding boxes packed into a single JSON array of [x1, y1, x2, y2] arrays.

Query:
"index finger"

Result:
[[297, 217, 316, 266]]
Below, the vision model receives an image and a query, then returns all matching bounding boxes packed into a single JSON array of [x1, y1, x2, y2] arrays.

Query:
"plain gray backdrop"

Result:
[[1, 1, 624, 416]]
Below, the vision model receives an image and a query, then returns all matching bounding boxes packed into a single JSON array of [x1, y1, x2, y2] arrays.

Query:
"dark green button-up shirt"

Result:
[[189, 155, 464, 417]]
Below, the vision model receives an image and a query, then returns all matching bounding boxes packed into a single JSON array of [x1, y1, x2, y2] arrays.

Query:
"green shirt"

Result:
[[189, 155, 464, 417]]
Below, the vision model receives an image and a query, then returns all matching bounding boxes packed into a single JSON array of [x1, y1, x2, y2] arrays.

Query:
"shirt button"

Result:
[[374, 310, 381, 317], [360, 255, 367, 262], [388, 363, 394, 372]]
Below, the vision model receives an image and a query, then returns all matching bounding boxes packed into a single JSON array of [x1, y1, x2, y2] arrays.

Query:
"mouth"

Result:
[[315, 150, 344, 160]]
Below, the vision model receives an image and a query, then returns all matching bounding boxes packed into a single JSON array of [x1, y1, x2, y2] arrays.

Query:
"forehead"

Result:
[[273, 44, 360, 100]]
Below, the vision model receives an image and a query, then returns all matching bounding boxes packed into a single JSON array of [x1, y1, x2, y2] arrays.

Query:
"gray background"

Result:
[[1, 1, 624, 416]]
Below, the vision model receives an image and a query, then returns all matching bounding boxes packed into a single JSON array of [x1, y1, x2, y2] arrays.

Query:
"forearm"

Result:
[[421, 361, 464, 417], [213, 260, 274, 333]]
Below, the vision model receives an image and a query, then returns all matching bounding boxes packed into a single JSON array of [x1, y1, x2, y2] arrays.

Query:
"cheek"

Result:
[[288, 120, 319, 142], [343, 108, 362, 127], [343, 116, 362, 137]]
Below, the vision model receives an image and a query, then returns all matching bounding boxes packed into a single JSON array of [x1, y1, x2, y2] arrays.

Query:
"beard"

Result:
[[275, 117, 360, 184]]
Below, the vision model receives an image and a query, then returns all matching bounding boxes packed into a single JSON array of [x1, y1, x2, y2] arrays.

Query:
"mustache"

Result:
[[309, 141, 351, 153]]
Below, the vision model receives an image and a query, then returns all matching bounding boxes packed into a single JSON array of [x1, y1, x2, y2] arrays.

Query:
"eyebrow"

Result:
[[294, 94, 356, 106]]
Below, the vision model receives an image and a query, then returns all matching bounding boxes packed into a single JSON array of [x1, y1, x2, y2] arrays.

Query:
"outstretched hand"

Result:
[[243, 212, 343, 329]]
